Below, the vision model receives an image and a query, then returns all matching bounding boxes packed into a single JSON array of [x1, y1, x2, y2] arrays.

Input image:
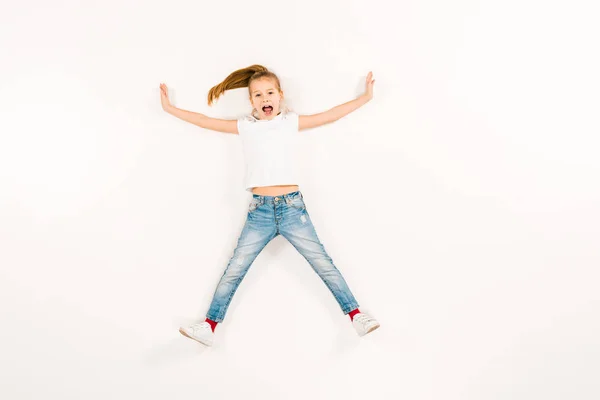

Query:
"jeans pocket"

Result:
[[248, 198, 262, 213], [287, 196, 306, 210]]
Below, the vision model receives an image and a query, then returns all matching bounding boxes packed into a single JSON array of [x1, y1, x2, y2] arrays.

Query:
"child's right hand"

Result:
[[160, 83, 171, 111]]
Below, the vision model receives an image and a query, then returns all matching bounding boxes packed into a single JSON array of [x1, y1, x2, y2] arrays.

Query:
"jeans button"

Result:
[[275, 197, 279, 201]]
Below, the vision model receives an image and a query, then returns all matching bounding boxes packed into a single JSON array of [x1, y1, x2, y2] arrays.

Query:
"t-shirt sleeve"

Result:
[[287, 111, 299, 131], [237, 116, 248, 136]]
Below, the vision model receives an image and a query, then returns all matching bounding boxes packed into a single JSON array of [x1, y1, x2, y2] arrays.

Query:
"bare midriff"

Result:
[[251, 184, 300, 196]]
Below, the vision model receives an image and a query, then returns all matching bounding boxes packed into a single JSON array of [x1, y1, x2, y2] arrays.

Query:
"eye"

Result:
[[255, 94, 261, 97]]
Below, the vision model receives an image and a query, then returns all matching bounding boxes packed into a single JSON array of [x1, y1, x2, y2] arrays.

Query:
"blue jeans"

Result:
[[205, 190, 360, 322]]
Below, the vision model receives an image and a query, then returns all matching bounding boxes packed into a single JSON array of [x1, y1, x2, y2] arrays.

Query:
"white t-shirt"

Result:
[[237, 110, 301, 192]]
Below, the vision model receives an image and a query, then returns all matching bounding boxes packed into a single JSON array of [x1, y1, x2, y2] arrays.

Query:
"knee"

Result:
[[223, 255, 250, 279]]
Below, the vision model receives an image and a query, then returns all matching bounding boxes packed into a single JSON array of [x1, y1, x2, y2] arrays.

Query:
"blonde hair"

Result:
[[207, 65, 289, 115]]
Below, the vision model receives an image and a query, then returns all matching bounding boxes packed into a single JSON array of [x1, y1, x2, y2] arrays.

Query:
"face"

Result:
[[249, 78, 283, 120]]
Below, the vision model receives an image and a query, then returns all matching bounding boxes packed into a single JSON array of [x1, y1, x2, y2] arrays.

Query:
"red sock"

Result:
[[205, 318, 218, 332], [348, 309, 361, 321]]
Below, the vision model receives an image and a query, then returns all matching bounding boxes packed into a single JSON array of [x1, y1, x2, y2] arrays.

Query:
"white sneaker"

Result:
[[352, 312, 380, 336], [179, 321, 214, 346]]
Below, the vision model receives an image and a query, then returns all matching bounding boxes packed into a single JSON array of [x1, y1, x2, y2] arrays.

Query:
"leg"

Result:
[[205, 198, 277, 322], [278, 193, 360, 314]]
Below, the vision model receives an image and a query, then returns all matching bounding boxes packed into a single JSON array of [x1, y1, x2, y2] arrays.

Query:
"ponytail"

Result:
[[207, 64, 280, 105]]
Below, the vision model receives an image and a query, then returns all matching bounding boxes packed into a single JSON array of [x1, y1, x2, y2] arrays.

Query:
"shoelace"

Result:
[[354, 314, 375, 325], [190, 322, 211, 333]]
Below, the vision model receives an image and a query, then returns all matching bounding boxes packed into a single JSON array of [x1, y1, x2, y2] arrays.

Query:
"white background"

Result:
[[1, 0, 599, 399]]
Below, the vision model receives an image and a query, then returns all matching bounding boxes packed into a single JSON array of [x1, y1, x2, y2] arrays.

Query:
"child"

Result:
[[159, 65, 379, 346]]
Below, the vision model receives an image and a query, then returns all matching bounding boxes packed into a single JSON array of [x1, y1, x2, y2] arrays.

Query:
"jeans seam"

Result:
[[284, 237, 357, 313]]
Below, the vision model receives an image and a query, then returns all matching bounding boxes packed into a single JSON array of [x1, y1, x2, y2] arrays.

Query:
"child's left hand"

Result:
[[364, 71, 375, 101]]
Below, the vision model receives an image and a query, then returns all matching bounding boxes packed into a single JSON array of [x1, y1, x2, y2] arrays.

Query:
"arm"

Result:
[[299, 95, 370, 131], [160, 83, 238, 135], [166, 104, 238, 134], [298, 71, 375, 131]]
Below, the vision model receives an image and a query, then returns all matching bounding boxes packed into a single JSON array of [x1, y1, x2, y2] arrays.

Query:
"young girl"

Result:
[[159, 65, 379, 346]]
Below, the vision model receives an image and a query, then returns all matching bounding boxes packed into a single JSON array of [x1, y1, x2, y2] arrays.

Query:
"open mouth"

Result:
[[262, 105, 273, 115]]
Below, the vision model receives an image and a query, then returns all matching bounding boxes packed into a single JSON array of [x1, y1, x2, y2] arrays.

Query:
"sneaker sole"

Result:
[[362, 323, 381, 336], [179, 328, 213, 346]]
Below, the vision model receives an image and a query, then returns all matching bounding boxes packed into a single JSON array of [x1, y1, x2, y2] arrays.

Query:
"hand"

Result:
[[160, 83, 171, 111], [364, 71, 375, 101]]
